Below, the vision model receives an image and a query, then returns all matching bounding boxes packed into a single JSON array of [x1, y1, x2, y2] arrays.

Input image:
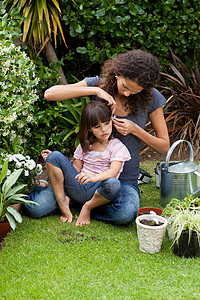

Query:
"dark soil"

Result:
[[140, 219, 164, 226], [140, 210, 163, 216], [58, 229, 102, 244]]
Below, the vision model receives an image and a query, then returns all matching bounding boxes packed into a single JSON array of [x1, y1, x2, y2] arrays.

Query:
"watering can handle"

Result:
[[165, 139, 194, 169]]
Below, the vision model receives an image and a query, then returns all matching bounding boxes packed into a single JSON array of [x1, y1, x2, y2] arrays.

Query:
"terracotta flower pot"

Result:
[[0, 220, 11, 242], [138, 207, 164, 216], [136, 214, 167, 253]]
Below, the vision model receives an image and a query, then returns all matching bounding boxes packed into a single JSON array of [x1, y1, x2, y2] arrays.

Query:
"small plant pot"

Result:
[[136, 214, 168, 253], [173, 230, 200, 258], [0, 220, 11, 242], [138, 207, 164, 216]]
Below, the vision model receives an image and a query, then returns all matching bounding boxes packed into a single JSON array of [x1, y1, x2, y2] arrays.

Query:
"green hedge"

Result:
[[61, 0, 200, 75]]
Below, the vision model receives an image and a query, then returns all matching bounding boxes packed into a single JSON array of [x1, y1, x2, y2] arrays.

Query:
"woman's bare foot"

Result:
[[75, 203, 91, 226], [60, 196, 73, 223]]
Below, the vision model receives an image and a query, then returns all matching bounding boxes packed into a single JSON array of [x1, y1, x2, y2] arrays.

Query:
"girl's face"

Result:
[[117, 76, 143, 97], [90, 120, 112, 143]]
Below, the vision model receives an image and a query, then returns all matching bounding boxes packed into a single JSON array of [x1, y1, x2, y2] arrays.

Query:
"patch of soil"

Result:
[[58, 229, 101, 244], [140, 219, 164, 226]]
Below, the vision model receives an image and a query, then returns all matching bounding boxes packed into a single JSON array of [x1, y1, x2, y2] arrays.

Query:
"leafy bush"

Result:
[[160, 51, 200, 156], [0, 41, 40, 154], [61, 0, 200, 76]]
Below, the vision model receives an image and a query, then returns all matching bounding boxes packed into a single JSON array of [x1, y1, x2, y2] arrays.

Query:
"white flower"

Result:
[[24, 159, 36, 170], [24, 170, 29, 176], [14, 154, 25, 161], [15, 161, 22, 168], [26, 115, 33, 123], [6, 169, 11, 176], [35, 164, 43, 175]]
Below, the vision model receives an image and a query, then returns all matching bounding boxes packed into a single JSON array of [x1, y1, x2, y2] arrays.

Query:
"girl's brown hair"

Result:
[[98, 49, 160, 117], [78, 100, 112, 153]]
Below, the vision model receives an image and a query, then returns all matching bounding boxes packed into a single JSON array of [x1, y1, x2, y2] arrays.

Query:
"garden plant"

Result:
[[163, 195, 200, 257], [0, 159, 38, 232]]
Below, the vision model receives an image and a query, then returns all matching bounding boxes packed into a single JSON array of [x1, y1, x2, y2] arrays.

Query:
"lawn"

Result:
[[0, 161, 200, 300]]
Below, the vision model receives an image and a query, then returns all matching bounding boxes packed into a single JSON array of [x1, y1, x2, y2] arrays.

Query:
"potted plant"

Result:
[[138, 207, 164, 216], [0, 159, 38, 242], [135, 213, 168, 253], [163, 195, 200, 258]]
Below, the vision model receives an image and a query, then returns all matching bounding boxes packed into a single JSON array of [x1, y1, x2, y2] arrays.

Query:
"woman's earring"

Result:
[[115, 75, 118, 79]]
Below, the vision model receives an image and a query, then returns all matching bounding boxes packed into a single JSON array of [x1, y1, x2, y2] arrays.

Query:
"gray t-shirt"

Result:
[[85, 76, 166, 184]]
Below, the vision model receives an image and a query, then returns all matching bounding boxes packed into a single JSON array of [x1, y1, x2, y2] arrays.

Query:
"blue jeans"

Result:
[[24, 152, 140, 224]]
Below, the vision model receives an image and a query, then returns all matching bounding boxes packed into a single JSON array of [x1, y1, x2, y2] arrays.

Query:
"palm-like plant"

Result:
[[0, 159, 38, 230], [160, 51, 200, 156], [4, 0, 67, 83]]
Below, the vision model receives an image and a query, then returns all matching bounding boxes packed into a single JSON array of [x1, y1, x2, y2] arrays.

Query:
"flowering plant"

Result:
[[0, 154, 43, 192], [0, 40, 39, 152]]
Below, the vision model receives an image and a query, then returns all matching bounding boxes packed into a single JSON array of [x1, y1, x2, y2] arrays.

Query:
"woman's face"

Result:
[[117, 76, 143, 97]]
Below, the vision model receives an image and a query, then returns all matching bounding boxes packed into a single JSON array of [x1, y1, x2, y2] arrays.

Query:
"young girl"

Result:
[[38, 100, 131, 226]]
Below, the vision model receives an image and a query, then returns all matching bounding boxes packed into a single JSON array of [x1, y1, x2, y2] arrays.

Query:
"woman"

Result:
[[25, 49, 170, 225]]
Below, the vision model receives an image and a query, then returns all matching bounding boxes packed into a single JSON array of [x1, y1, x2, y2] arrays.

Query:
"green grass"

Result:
[[1, 161, 200, 300]]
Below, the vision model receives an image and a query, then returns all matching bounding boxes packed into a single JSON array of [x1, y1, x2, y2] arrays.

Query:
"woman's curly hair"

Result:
[[98, 49, 160, 117]]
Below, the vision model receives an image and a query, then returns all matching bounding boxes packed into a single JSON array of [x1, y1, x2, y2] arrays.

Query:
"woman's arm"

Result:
[[113, 107, 170, 154], [75, 161, 123, 185], [44, 79, 116, 107]]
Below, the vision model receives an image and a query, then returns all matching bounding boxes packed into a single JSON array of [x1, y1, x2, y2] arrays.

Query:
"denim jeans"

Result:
[[24, 152, 140, 224]]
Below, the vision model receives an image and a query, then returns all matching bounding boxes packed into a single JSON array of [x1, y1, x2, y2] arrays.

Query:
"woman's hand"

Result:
[[75, 172, 98, 185], [113, 118, 135, 136], [96, 87, 116, 113], [41, 150, 52, 161]]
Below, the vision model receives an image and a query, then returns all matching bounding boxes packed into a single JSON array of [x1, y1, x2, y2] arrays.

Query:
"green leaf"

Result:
[[74, 24, 83, 33], [0, 159, 9, 185], [9, 197, 40, 206], [5, 212, 16, 230], [6, 206, 22, 223], [6, 184, 27, 198], [76, 47, 88, 54], [2, 169, 23, 196]]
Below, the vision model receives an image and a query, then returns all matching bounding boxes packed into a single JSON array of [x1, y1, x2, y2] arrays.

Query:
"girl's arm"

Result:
[[113, 107, 170, 154], [73, 159, 83, 173], [75, 161, 123, 185], [44, 79, 116, 107]]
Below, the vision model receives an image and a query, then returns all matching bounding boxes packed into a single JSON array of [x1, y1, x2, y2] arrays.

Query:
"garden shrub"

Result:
[[61, 0, 200, 76], [0, 41, 40, 154]]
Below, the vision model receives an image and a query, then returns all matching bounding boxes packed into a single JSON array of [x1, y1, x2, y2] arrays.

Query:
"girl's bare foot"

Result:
[[60, 196, 73, 223], [37, 179, 49, 188], [75, 203, 91, 226]]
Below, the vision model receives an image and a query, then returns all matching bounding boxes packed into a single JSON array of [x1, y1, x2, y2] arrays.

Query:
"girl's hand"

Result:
[[113, 118, 135, 136], [41, 150, 52, 161], [96, 87, 116, 113], [75, 172, 97, 185]]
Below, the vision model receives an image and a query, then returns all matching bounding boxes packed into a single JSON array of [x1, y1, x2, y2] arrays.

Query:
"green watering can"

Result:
[[156, 140, 200, 208]]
